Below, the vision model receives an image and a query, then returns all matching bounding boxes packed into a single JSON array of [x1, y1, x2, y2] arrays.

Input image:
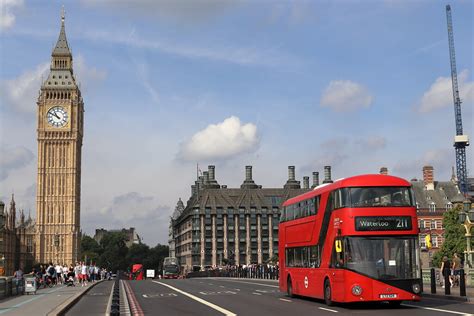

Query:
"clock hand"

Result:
[[52, 112, 61, 119]]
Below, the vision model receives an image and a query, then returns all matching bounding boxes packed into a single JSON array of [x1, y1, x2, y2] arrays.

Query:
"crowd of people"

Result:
[[14, 262, 112, 288]]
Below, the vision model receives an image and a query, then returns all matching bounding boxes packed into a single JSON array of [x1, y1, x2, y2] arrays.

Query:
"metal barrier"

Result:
[[186, 267, 279, 280]]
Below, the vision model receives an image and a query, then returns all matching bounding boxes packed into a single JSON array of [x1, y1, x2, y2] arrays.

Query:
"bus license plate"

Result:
[[380, 294, 398, 299]]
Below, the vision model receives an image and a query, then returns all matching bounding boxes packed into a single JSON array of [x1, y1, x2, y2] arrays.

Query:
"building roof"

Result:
[[175, 187, 308, 224], [52, 11, 71, 57], [411, 180, 463, 209]]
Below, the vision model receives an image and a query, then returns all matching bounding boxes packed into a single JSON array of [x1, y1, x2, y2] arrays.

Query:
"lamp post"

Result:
[[54, 233, 60, 264], [458, 199, 474, 285], [0, 201, 5, 276]]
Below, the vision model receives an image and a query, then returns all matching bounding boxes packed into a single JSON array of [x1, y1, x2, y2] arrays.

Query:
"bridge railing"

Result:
[[0, 277, 25, 299], [186, 266, 279, 280]]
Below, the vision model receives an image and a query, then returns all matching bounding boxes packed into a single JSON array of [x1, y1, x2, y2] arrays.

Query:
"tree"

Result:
[[81, 235, 101, 264], [97, 232, 129, 272], [432, 204, 466, 267], [126, 243, 150, 265]]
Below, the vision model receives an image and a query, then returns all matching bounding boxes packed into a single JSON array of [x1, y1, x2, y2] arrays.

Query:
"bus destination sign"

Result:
[[355, 216, 412, 231]]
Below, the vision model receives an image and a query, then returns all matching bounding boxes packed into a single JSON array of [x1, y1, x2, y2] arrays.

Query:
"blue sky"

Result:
[[1, 0, 473, 245]]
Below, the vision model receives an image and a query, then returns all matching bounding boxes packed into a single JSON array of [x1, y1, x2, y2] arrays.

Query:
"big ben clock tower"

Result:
[[35, 9, 83, 264]]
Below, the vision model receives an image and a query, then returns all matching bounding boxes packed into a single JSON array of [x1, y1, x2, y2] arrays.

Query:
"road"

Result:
[[66, 281, 114, 316], [123, 278, 473, 316]]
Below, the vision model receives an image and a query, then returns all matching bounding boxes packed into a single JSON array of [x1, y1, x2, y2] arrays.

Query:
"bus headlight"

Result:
[[351, 285, 363, 296], [412, 283, 421, 294]]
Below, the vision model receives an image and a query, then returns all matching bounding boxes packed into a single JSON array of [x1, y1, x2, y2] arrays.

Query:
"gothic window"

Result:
[[446, 202, 453, 210], [429, 202, 436, 212], [27, 236, 33, 253]]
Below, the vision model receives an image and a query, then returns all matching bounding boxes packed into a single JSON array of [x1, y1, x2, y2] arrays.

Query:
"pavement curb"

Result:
[[47, 280, 105, 316], [422, 292, 472, 303]]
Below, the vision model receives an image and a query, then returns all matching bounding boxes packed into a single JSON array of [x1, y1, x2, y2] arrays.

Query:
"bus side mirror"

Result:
[[335, 240, 342, 253]]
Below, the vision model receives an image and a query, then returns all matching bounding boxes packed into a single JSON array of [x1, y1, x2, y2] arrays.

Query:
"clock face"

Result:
[[47, 106, 68, 127]]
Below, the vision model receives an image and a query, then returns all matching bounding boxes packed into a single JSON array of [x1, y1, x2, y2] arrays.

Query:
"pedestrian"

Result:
[[81, 262, 89, 286], [55, 263, 63, 284], [74, 262, 81, 285], [452, 253, 462, 287], [440, 256, 453, 288], [13, 266, 24, 281]]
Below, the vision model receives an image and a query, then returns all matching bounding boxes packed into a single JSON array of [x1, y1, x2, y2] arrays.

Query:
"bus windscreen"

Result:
[[344, 236, 420, 280]]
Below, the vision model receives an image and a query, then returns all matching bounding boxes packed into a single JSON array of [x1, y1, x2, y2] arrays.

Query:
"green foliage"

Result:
[[80, 233, 169, 273], [432, 204, 466, 267]]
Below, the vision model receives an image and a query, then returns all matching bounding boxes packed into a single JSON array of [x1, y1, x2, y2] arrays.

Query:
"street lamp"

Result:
[[458, 199, 474, 285], [0, 201, 5, 276], [54, 233, 60, 264]]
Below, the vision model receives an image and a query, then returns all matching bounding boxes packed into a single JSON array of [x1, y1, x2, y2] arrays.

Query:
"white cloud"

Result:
[[0, 62, 49, 113], [80, 29, 298, 68], [418, 69, 474, 113], [0, 0, 23, 31], [355, 136, 387, 151], [81, 0, 232, 21], [320, 80, 374, 112], [0, 145, 34, 181], [178, 116, 259, 161], [0, 56, 106, 114], [393, 148, 453, 180], [82, 191, 171, 245]]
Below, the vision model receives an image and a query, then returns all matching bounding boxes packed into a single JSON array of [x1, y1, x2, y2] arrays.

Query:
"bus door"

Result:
[[309, 245, 324, 298], [329, 238, 345, 300]]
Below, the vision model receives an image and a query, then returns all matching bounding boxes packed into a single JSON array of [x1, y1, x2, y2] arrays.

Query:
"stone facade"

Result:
[[171, 165, 314, 271], [0, 196, 36, 276], [35, 11, 83, 265]]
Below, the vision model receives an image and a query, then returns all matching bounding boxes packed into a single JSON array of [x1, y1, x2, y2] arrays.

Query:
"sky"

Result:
[[0, 0, 473, 246]]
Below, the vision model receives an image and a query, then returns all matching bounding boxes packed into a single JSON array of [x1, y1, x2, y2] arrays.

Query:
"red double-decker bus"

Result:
[[279, 174, 421, 306]]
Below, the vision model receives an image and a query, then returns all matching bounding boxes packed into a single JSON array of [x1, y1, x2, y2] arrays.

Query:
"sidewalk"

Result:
[[0, 283, 95, 315], [422, 283, 474, 302]]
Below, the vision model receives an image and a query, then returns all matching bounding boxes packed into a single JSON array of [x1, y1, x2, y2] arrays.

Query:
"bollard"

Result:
[[420, 268, 423, 293], [444, 271, 451, 295], [459, 269, 466, 297], [430, 268, 436, 294]]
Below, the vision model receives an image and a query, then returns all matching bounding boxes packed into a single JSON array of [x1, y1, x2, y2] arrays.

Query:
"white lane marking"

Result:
[[279, 298, 292, 302], [234, 289, 240, 291], [142, 294, 148, 298], [209, 283, 214, 285], [220, 285, 226, 288], [153, 281, 237, 316], [217, 279, 279, 288], [402, 304, 473, 316], [318, 307, 338, 313], [252, 293, 262, 295]]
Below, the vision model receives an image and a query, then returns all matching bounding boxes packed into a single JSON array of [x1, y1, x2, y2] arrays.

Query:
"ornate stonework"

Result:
[[35, 11, 83, 265]]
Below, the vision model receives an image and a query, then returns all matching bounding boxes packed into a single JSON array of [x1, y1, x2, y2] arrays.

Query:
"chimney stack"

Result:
[[303, 176, 310, 189], [288, 166, 296, 181], [208, 165, 216, 181], [380, 167, 388, 175], [284, 166, 301, 189], [246, 165, 253, 181], [312, 172, 319, 188], [323, 166, 333, 183], [423, 165, 434, 190], [206, 165, 220, 188], [241, 165, 258, 189]]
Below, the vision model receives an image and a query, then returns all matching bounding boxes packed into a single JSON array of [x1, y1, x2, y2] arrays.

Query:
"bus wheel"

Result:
[[287, 277, 294, 298], [324, 279, 334, 306]]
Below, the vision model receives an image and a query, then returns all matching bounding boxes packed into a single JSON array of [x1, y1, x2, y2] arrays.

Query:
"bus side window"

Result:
[[280, 206, 286, 222], [310, 245, 320, 268]]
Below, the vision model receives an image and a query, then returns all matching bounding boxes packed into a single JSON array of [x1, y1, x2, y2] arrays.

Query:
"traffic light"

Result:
[[425, 234, 432, 249]]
